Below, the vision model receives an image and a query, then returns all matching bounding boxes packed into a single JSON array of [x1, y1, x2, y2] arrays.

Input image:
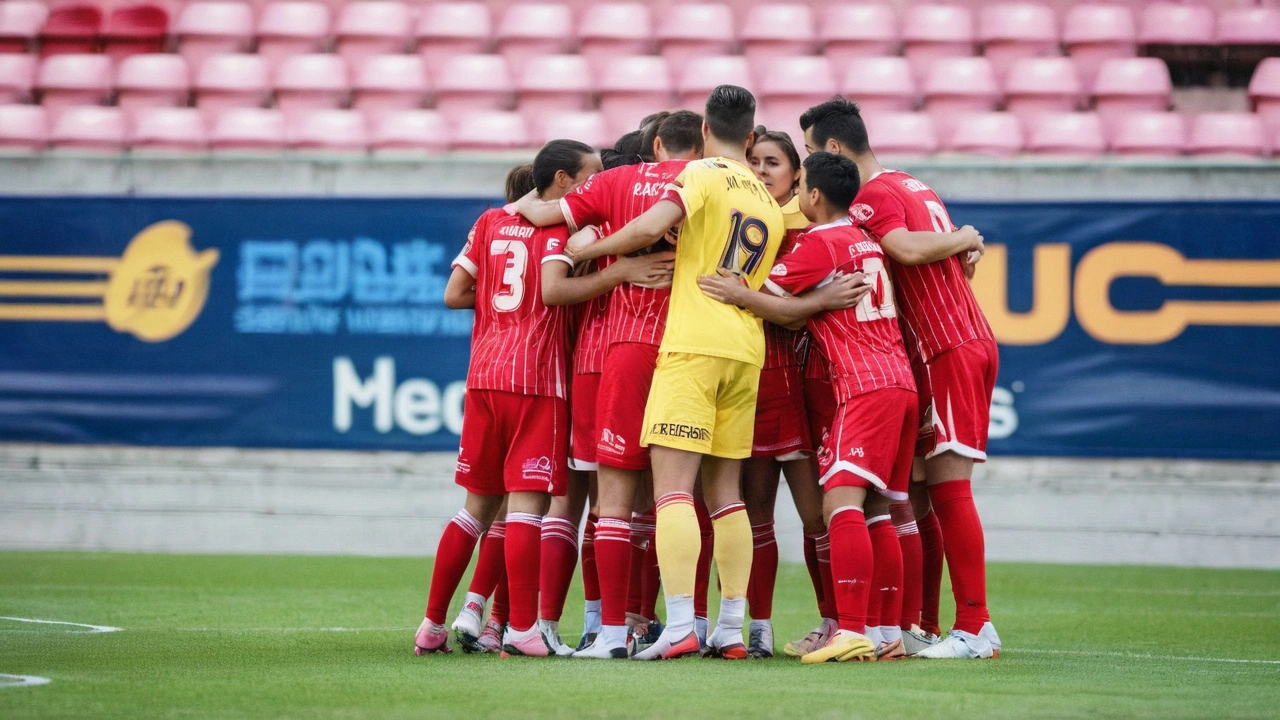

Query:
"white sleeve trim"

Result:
[[559, 197, 580, 234], [452, 255, 478, 277], [764, 279, 792, 297], [541, 253, 573, 266]]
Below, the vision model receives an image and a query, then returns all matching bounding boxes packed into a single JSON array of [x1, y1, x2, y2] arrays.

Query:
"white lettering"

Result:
[[394, 379, 442, 435], [443, 381, 466, 435], [333, 356, 394, 432], [333, 356, 465, 436], [988, 386, 1018, 440]]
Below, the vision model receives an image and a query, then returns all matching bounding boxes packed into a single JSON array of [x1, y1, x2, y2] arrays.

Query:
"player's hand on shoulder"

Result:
[[565, 225, 603, 261], [698, 267, 748, 306], [817, 272, 872, 310], [618, 251, 675, 288]]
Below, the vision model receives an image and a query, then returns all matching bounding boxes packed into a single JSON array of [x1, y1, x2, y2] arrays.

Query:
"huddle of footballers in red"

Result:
[[415, 86, 1000, 664]]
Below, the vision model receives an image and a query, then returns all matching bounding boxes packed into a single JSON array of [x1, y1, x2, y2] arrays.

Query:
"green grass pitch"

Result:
[[1, 552, 1278, 719]]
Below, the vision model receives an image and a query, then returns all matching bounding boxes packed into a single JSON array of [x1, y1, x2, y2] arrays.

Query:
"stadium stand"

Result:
[[902, 4, 977, 78], [596, 54, 673, 137], [1062, 3, 1138, 91], [1188, 111, 1270, 156], [1003, 56, 1084, 121], [0, 103, 46, 150], [369, 108, 450, 154], [451, 109, 528, 150], [1025, 111, 1108, 156], [129, 106, 207, 152], [922, 56, 1001, 140], [496, 3, 575, 68], [415, 3, 493, 68], [289, 108, 368, 152], [656, 3, 736, 67], [194, 53, 269, 122], [115, 53, 189, 117], [577, 3, 653, 67], [676, 55, 753, 112], [0, 2, 47, 55], [274, 53, 350, 124], [334, 1, 411, 71], [516, 53, 594, 131], [209, 106, 286, 152], [820, 3, 900, 64], [255, 2, 332, 71], [946, 110, 1025, 156], [839, 55, 917, 112], [741, 4, 817, 76], [978, 3, 1060, 80], [535, 108, 610, 146], [37, 53, 113, 124], [39, 3, 102, 58], [0, 53, 37, 104], [1092, 57, 1173, 132], [352, 53, 429, 123], [432, 53, 514, 121], [174, 2, 253, 76], [49, 104, 126, 151], [862, 111, 938, 155], [101, 4, 168, 62], [1109, 110, 1187, 156]]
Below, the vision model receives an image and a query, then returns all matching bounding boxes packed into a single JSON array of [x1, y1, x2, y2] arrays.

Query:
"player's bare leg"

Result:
[[501, 490, 554, 657], [743, 457, 780, 658], [576, 464, 640, 658], [538, 471, 590, 656], [417, 491, 505, 655], [699, 455, 753, 660], [801, 486, 876, 663]]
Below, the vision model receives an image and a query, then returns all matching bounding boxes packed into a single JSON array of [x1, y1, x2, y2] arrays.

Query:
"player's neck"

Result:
[[811, 205, 846, 227], [855, 153, 886, 186], [706, 137, 747, 165]]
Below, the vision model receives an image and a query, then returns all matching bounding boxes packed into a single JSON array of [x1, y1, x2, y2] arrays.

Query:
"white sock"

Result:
[[463, 592, 486, 612], [749, 618, 771, 632], [584, 599, 601, 615], [717, 597, 746, 631], [880, 626, 902, 644], [599, 624, 628, 647], [695, 616, 708, 643], [866, 626, 884, 645], [506, 624, 536, 639], [664, 595, 695, 635]]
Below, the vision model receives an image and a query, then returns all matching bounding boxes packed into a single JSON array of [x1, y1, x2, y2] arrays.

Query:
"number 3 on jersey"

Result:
[[491, 239, 527, 311], [718, 210, 770, 277], [855, 257, 897, 322]]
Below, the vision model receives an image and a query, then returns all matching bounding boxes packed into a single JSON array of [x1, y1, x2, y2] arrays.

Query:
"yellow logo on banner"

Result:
[[0, 221, 218, 342]]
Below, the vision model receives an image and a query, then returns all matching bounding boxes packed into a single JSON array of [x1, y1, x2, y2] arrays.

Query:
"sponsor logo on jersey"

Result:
[[650, 423, 711, 441], [521, 455, 554, 482], [849, 204, 875, 222], [770, 262, 788, 277], [600, 428, 627, 455], [901, 179, 931, 193], [456, 457, 471, 474], [848, 447, 865, 458]]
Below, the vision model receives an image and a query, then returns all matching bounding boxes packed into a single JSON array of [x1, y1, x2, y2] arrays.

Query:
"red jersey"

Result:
[[559, 159, 690, 347], [762, 227, 804, 370], [574, 291, 610, 374], [766, 218, 914, 402], [850, 170, 994, 363], [453, 208, 570, 399]]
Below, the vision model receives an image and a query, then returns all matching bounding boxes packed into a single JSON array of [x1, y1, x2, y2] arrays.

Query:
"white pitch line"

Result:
[[1017, 648, 1280, 666], [0, 616, 122, 633], [0, 674, 51, 689]]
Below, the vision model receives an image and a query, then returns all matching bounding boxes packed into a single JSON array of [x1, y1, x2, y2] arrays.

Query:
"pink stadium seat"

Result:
[[1004, 57, 1083, 121], [863, 112, 938, 156], [50, 105, 125, 152], [757, 56, 836, 145], [656, 4, 736, 68], [0, 54, 37, 104], [0, 2, 49, 54], [0, 104, 47, 151], [839, 56, 917, 113], [820, 3, 899, 65], [40, 4, 102, 58], [102, 4, 168, 62], [677, 55, 752, 112], [535, 109, 609, 147], [597, 55, 674, 138], [335, 1, 411, 72], [921, 57, 1000, 141], [497, 3, 574, 69], [516, 54, 592, 132], [1025, 112, 1106, 156], [129, 106, 206, 152], [945, 111, 1024, 157], [1187, 112, 1268, 157], [370, 109, 450, 154], [1062, 4, 1137, 92], [741, 4, 817, 76], [1217, 8, 1280, 46], [1108, 111, 1186, 157], [274, 54, 350, 124], [115, 54, 189, 117], [256, 3, 332, 71], [416, 3, 493, 68], [194, 54, 269, 124], [1248, 58, 1280, 136], [1139, 3, 1215, 45], [352, 54, 428, 123], [433, 54, 514, 122], [289, 108, 368, 152], [176, 2, 254, 77], [578, 4, 653, 68], [37, 54, 112, 124], [1092, 58, 1172, 134], [901, 4, 976, 79], [979, 3, 1059, 81], [210, 107, 286, 152], [452, 110, 529, 151]]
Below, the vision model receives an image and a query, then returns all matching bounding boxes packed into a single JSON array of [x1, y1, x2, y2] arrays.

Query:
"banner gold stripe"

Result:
[[0, 281, 109, 298], [0, 256, 119, 274], [0, 304, 107, 321]]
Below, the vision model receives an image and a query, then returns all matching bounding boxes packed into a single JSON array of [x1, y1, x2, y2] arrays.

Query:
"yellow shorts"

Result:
[[641, 352, 761, 459]]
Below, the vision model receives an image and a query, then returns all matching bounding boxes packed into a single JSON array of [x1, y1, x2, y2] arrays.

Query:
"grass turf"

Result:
[[1, 553, 1278, 719]]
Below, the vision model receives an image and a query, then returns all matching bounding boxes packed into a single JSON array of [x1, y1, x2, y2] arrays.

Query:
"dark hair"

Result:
[[750, 125, 801, 190], [638, 111, 670, 161], [802, 151, 861, 211], [532, 139, 597, 193], [503, 162, 535, 203], [601, 148, 643, 169], [704, 84, 756, 145], [799, 97, 870, 155], [657, 110, 704, 156], [613, 130, 643, 156]]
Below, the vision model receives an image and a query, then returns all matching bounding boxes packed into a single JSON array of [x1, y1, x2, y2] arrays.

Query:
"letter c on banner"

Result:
[[971, 243, 1071, 345]]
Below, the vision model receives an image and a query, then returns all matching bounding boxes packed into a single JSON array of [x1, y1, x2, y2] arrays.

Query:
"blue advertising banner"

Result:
[[0, 197, 1277, 459]]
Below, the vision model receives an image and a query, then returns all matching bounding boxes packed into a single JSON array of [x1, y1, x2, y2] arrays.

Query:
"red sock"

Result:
[[627, 513, 654, 616], [491, 569, 509, 626], [504, 512, 542, 632], [425, 509, 484, 625], [539, 517, 579, 623], [890, 502, 923, 630], [827, 507, 872, 633], [747, 521, 778, 620], [466, 521, 505, 598], [918, 509, 945, 635], [641, 536, 660, 620], [581, 514, 600, 603], [928, 480, 989, 635], [803, 532, 825, 614], [594, 516, 632, 626], [694, 497, 713, 619], [816, 533, 837, 620], [868, 514, 902, 631]]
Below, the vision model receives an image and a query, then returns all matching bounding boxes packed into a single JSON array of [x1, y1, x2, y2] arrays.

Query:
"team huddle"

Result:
[[415, 86, 1000, 664]]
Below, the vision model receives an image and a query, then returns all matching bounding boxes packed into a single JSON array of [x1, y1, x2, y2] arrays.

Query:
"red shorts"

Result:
[[595, 342, 659, 470], [817, 387, 917, 501], [924, 339, 999, 462], [803, 374, 837, 452], [910, 357, 933, 457], [455, 389, 569, 496], [752, 365, 811, 459], [570, 372, 600, 470]]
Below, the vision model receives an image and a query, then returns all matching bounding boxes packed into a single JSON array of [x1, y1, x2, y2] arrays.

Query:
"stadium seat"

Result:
[[820, 3, 899, 65], [945, 111, 1024, 157], [656, 4, 736, 68], [274, 54, 350, 124], [862, 112, 938, 156], [1217, 8, 1280, 80], [1138, 3, 1216, 86], [901, 4, 977, 78], [102, 4, 168, 62], [1248, 58, 1280, 136], [37, 54, 112, 124], [676, 55, 752, 112], [370, 108, 450, 154], [352, 54, 428, 124], [1004, 57, 1083, 121], [289, 108, 368, 152], [497, 3, 574, 68], [451, 110, 529, 151], [978, 3, 1059, 81], [0, 2, 49, 54], [839, 56, 917, 113], [256, 2, 332, 71], [175, 3, 254, 77], [741, 4, 817, 76], [40, 4, 102, 58], [596, 55, 674, 138], [921, 57, 1000, 141], [115, 54, 189, 117], [578, 4, 654, 67], [1187, 112, 1269, 157], [1092, 58, 1172, 133], [335, 1, 411, 72], [194, 54, 270, 123], [129, 106, 207, 152], [1062, 4, 1137, 92], [757, 56, 836, 145], [0, 54, 37, 104], [209, 107, 287, 152], [416, 3, 493, 68], [1025, 112, 1107, 156], [433, 54, 514, 121], [49, 105, 126, 152], [535, 109, 609, 147], [515, 54, 592, 132], [0, 104, 47, 151], [1108, 111, 1186, 157]]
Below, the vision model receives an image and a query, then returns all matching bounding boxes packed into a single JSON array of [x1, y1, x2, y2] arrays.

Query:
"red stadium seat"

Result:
[[274, 54, 350, 124], [1249, 58, 1280, 137], [676, 55, 752, 112], [1140, 3, 1214, 45], [0, 103, 47, 151], [289, 108, 368, 152], [416, 3, 493, 68], [115, 54, 189, 117], [1188, 112, 1269, 157], [40, 4, 102, 58], [1004, 57, 1083, 122], [978, 3, 1059, 81], [433, 54, 514, 122], [921, 57, 1000, 141], [578, 4, 654, 68], [901, 4, 976, 79], [176, 3, 254, 78], [945, 111, 1024, 157], [335, 1, 411, 72], [741, 4, 817, 77], [656, 4, 736, 68], [757, 56, 836, 146], [37, 54, 112, 125], [452, 110, 529, 151], [370, 109, 450, 154], [535, 109, 610, 147], [1062, 4, 1137, 92], [1092, 58, 1172, 134], [194, 54, 270, 124], [820, 3, 899, 66], [1217, 7, 1280, 45], [1025, 112, 1106, 156], [102, 4, 168, 62], [0, 54, 37, 104], [210, 107, 286, 152], [50, 105, 125, 152], [863, 112, 938, 156], [129, 106, 206, 152], [516, 54, 593, 132], [0, 1, 49, 54], [497, 3, 574, 69], [839, 56, 917, 113], [352, 54, 428, 124], [1108, 111, 1186, 157], [596, 55, 674, 139], [256, 3, 332, 72]]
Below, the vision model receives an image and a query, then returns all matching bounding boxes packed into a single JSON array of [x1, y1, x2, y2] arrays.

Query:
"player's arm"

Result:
[[567, 200, 684, 263], [880, 225, 984, 266], [543, 229, 675, 306], [443, 265, 476, 309], [698, 268, 871, 329], [508, 189, 567, 228]]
